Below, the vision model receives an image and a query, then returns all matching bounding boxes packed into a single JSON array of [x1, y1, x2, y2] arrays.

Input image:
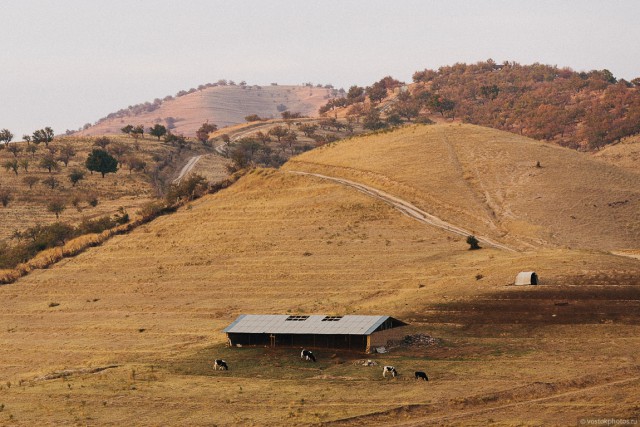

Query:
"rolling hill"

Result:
[[0, 124, 638, 425], [76, 84, 336, 137]]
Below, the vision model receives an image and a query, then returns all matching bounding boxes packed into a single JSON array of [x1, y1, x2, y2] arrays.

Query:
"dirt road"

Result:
[[173, 154, 202, 183], [288, 170, 517, 252]]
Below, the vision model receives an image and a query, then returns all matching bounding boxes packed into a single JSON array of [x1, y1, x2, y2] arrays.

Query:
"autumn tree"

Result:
[[196, 122, 218, 144], [85, 149, 118, 178]]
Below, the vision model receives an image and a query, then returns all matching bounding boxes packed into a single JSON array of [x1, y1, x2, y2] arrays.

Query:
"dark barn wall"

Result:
[[227, 333, 368, 351]]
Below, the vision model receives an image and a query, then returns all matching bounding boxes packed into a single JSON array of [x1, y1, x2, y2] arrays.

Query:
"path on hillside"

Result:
[[288, 171, 517, 252], [173, 155, 202, 184]]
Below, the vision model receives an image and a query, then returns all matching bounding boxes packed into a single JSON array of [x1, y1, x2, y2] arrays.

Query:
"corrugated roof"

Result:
[[223, 314, 394, 335]]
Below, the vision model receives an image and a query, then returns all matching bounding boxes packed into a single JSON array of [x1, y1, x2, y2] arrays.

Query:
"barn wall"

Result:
[[368, 326, 408, 351], [227, 333, 367, 352]]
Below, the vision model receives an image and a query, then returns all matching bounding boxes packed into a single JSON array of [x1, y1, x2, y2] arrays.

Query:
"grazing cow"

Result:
[[213, 359, 228, 371], [301, 349, 316, 362], [415, 371, 429, 381], [383, 366, 398, 378]]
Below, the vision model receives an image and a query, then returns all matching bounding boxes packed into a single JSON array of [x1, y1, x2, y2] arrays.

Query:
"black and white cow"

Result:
[[301, 349, 316, 362], [414, 371, 429, 381], [213, 359, 228, 370], [383, 366, 398, 378]]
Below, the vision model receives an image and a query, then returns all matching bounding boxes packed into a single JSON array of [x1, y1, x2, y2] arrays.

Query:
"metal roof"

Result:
[[223, 314, 395, 335]]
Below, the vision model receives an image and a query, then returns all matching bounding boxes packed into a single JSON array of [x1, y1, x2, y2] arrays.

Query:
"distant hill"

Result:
[[76, 84, 338, 137]]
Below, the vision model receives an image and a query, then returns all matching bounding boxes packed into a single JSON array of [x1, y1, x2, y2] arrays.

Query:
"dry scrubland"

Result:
[[0, 125, 639, 425], [0, 135, 173, 242], [77, 85, 332, 137]]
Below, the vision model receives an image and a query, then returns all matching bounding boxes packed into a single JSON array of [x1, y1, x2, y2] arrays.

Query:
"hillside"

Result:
[[286, 123, 640, 251], [594, 134, 640, 173], [76, 85, 336, 137], [0, 124, 638, 424]]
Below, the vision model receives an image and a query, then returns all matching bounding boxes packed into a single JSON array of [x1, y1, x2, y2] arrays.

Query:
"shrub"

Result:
[[466, 235, 481, 250]]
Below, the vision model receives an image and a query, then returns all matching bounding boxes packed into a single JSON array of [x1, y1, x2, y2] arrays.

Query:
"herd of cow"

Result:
[[213, 349, 429, 381]]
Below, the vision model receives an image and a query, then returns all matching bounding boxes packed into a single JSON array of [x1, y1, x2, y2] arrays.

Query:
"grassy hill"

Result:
[[0, 125, 638, 425], [76, 85, 336, 137]]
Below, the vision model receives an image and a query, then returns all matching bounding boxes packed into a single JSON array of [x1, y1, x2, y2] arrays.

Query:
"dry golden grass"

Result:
[[77, 85, 332, 137], [285, 123, 640, 251], [0, 125, 638, 425], [594, 134, 640, 173]]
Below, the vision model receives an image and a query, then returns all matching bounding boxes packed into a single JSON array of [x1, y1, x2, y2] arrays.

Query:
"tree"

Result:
[[196, 122, 218, 144], [85, 149, 118, 178], [244, 114, 263, 122], [298, 123, 318, 137], [94, 136, 111, 149], [42, 176, 60, 189], [25, 144, 38, 157], [22, 176, 39, 189], [22, 134, 31, 145], [149, 124, 167, 141], [32, 127, 54, 146], [347, 85, 365, 102], [39, 154, 59, 173], [254, 131, 270, 145], [268, 125, 288, 142], [125, 156, 146, 174], [68, 169, 85, 186], [19, 159, 29, 172], [366, 82, 388, 104], [283, 130, 298, 154], [58, 143, 76, 166], [466, 235, 481, 250], [0, 129, 13, 145], [121, 124, 134, 135], [130, 125, 144, 140], [0, 187, 12, 207], [7, 144, 22, 157], [3, 159, 19, 175], [47, 199, 66, 219], [362, 109, 386, 130]]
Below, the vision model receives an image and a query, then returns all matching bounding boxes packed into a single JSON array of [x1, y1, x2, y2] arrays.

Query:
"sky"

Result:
[[2, 0, 639, 138]]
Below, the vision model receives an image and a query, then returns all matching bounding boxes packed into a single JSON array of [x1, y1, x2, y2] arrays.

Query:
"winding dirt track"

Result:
[[288, 170, 517, 252], [173, 154, 202, 183]]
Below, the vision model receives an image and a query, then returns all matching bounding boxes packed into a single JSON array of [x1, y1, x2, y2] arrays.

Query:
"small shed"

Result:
[[223, 314, 408, 353], [515, 271, 539, 286]]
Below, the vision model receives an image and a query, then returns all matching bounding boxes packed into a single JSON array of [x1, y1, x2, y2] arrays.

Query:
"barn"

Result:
[[223, 314, 408, 353], [515, 271, 539, 285]]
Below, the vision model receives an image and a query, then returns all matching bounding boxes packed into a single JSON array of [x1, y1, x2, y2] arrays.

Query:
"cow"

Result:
[[415, 371, 429, 381], [301, 349, 316, 362], [383, 366, 398, 378], [213, 359, 228, 371]]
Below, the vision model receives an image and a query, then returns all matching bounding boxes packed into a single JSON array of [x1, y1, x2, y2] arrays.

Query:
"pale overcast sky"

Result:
[[2, 0, 639, 138]]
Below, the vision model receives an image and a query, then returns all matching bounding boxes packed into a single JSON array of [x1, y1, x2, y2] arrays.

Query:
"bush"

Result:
[[466, 235, 481, 250]]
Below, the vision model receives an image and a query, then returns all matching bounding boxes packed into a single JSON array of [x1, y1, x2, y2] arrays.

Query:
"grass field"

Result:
[[0, 125, 638, 425]]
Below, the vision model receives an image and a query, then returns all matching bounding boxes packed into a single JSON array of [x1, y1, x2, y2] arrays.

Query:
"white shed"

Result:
[[515, 271, 539, 286]]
